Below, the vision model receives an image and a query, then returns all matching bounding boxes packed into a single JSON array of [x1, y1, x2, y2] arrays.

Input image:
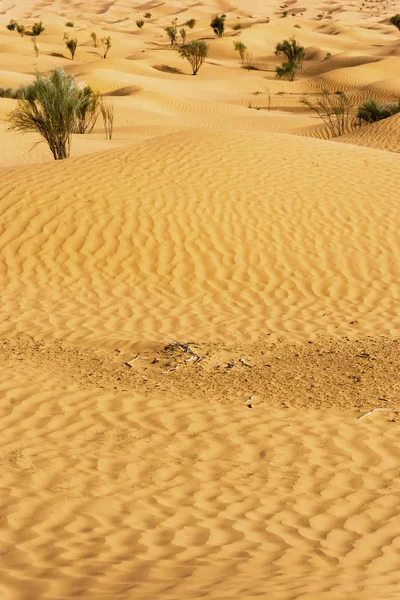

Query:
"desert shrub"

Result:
[[294, 24, 301, 28], [186, 19, 196, 29], [180, 28, 187, 44], [6, 19, 18, 31], [325, 52, 332, 59], [165, 19, 178, 45], [0, 87, 14, 98], [136, 19, 144, 29], [102, 36, 112, 58], [73, 86, 99, 134], [66, 21, 74, 27], [65, 37, 78, 59], [242, 50, 256, 70], [179, 40, 208, 75], [16, 24, 25, 37], [144, 13, 151, 18], [301, 89, 352, 137], [233, 24, 242, 30], [390, 14, 400, 30], [7, 68, 84, 160], [211, 15, 225, 37], [100, 97, 114, 139], [90, 32, 98, 47], [275, 36, 305, 80], [233, 40, 247, 63], [32, 21, 45, 36], [282, 11, 288, 17], [357, 98, 400, 124]]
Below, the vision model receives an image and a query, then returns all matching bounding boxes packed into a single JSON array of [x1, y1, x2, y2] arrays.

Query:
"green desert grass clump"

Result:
[[390, 14, 400, 30], [6, 19, 18, 31], [357, 98, 400, 124], [165, 18, 178, 45], [179, 40, 208, 75], [136, 19, 144, 29], [74, 86, 99, 134], [16, 23, 25, 37], [233, 41, 247, 64], [65, 36, 78, 59], [7, 69, 83, 160], [180, 28, 187, 45], [65, 21, 74, 27], [144, 13, 151, 18], [90, 31, 98, 47], [211, 14, 225, 37], [32, 21, 45, 36], [301, 89, 352, 137], [186, 19, 196, 29], [275, 36, 305, 81], [102, 36, 112, 58], [100, 97, 114, 139]]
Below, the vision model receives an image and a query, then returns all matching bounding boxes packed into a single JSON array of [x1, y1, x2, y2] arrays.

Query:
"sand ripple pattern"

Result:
[[0, 130, 399, 344], [1, 372, 400, 599]]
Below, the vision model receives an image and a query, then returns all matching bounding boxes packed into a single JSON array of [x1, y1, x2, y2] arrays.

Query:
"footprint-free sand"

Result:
[[1, 1, 400, 598]]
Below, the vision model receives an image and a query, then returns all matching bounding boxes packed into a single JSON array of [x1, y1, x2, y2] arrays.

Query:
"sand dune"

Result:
[[1, 1, 400, 598]]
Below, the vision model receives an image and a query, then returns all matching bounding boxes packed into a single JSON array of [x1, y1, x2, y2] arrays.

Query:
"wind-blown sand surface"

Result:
[[1, 0, 400, 598]]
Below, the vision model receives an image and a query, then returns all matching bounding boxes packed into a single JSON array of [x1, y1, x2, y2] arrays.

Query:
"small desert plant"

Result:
[[100, 97, 114, 139], [390, 14, 400, 29], [136, 19, 144, 29], [16, 23, 25, 37], [65, 37, 78, 60], [102, 36, 112, 58], [186, 19, 196, 29], [32, 36, 39, 57], [32, 21, 45, 36], [6, 19, 18, 31], [179, 40, 208, 75], [165, 19, 178, 45], [275, 36, 305, 81], [325, 52, 332, 60], [301, 89, 352, 137], [233, 24, 242, 30], [90, 31, 98, 47], [282, 11, 288, 17], [357, 98, 400, 124], [180, 28, 187, 44], [233, 40, 247, 63], [144, 13, 151, 18], [66, 21, 74, 27], [243, 50, 255, 70], [210, 14, 225, 37], [0, 87, 15, 98], [7, 68, 84, 160], [73, 86, 99, 134]]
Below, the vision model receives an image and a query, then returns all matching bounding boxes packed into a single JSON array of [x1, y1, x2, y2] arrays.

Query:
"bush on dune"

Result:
[[179, 40, 208, 75], [357, 99, 400, 124]]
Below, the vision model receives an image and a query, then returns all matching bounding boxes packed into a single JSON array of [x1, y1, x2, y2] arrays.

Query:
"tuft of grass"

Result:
[[7, 68, 83, 160], [32, 21, 45, 36], [357, 98, 400, 124], [136, 19, 144, 29], [66, 21, 74, 27], [65, 36, 78, 60]]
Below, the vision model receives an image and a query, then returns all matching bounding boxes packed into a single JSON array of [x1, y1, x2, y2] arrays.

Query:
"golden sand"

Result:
[[1, 1, 400, 598]]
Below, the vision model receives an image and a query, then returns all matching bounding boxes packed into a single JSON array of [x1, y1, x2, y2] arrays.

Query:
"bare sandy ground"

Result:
[[1, 0, 400, 598]]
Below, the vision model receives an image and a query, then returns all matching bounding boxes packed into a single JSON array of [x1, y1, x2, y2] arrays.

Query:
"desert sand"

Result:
[[1, 0, 400, 598]]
